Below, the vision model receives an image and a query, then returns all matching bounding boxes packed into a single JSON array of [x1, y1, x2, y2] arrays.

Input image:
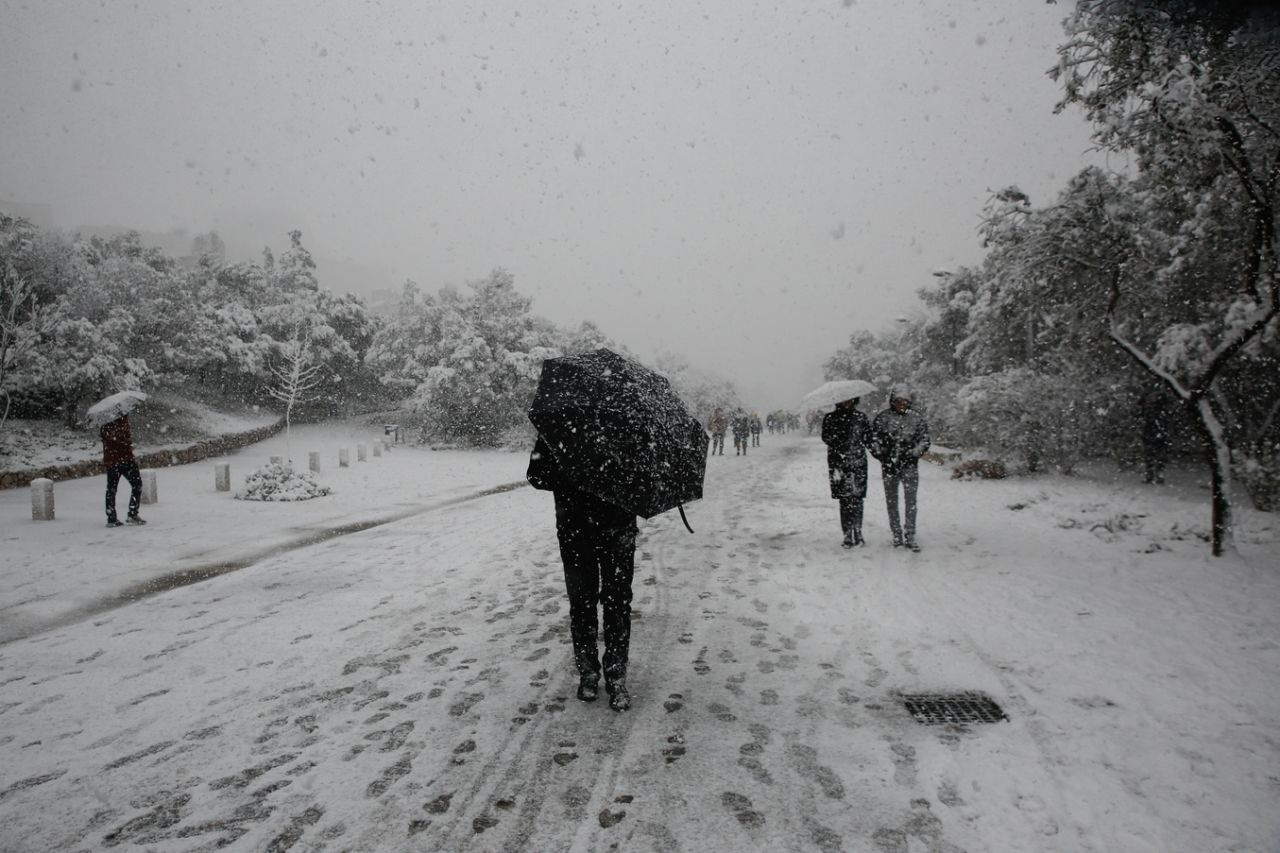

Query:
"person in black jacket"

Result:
[[527, 434, 638, 711], [821, 398, 871, 548], [869, 387, 931, 550]]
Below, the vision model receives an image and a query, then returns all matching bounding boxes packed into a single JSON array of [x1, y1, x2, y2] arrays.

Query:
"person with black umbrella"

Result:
[[526, 349, 708, 713]]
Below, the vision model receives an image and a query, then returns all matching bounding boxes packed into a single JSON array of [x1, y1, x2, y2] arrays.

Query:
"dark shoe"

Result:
[[892, 535, 904, 547], [125, 515, 147, 525], [576, 676, 600, 703], [905, 537, 920, 552], [607, 681, 630, 712], [841, 534, 854, 549], [106, 519, 124, 528], [853, 531, 865, 546]]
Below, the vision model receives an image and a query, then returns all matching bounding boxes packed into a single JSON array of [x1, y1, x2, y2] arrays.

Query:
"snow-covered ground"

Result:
[[0, 427, 1277, 852]]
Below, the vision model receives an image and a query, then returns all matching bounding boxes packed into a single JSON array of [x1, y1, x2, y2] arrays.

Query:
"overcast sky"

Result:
[[0, 0, 1101, 408]]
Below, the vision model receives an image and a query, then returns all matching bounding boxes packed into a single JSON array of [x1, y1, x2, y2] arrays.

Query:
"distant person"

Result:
[[870, 388, 930, 551], [1140, 387, 1177, 485], [822, 397, 871, 548], [101, 414, 146, 528], [708, 407, 727, 456], [527, 435, 638, 711], [750, 412, 762, 447], [732, 409, 751, 456]]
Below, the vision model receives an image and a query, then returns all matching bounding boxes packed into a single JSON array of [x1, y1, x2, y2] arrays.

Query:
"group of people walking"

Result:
[[527, 386, 931, 717], [820, 387, 930, 551], [707, 407, 762, 455]]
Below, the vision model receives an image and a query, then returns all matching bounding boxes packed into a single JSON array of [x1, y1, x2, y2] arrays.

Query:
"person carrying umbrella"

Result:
[[526, 349, 709, 713], [869, 387, 930, 550], [821, 396, 871, 548], [101, 413, 146, 527]]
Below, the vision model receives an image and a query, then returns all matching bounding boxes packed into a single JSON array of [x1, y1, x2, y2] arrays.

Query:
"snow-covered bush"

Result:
[[1235, 446, 1279, 513], [234, 462, 332, 502]]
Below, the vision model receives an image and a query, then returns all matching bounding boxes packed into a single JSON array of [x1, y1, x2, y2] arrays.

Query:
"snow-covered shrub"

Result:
[[956, 368, 1112, 474], [234, 462, 331, 502], [1234, 446, 1279, 513]]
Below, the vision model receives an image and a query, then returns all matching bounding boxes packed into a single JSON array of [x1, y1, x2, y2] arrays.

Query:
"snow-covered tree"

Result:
[[1053, 1, 1280, 554], [267, 325, 324, 463]]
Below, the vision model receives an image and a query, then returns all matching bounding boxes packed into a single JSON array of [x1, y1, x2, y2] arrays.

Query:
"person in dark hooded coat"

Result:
[[870, 387, 930, 550], [821, 397, 871, 547], [527, 434, 638, 711]]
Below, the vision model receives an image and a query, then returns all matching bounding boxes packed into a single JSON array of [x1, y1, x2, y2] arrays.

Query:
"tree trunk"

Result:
[[63, 391, 79, 430], [1194, 396, 1234, 556]]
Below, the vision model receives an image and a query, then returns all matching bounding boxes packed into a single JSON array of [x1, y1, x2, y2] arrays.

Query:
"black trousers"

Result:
[[837, 494, 864, 538], [105, 460, 142, 521], [554, 493, 637, 684]]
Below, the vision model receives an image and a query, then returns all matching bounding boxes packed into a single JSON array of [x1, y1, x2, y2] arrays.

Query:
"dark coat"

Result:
[[821, 407, 870, 498], [869, 407, 930, 476], [101, 415, 136, 467]]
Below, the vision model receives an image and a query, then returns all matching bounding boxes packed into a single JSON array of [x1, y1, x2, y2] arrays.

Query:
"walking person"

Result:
[[750, 412, 762, 447], [708, 407, 727, 456], [731, 409, 750, 456], [821, 397, 871, 548], [101, 414, 146, 528], [527, 435, 638, 711], [870, 388, 930, 551]]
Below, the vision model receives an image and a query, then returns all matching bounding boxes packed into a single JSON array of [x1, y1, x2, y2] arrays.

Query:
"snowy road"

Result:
[[1, 432, 1278, 852]]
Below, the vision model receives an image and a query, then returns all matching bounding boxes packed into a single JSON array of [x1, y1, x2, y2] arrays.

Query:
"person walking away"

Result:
[[869, 388, 930, 550], [732, 409, 750, 455], [750, 412, 762, 447], [1139, 387, 1176, 484], [101, 414, 146, 528], [708, 407, 728, 456], [822, 397, 871, 548], [527, 435, 638, 711]]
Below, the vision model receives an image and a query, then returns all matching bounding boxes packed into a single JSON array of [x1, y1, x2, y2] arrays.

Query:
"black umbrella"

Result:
[[528, 349, 708, 528]]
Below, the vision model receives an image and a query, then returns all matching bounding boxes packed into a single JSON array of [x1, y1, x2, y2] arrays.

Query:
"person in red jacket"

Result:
[[101, 414, 146, 527]]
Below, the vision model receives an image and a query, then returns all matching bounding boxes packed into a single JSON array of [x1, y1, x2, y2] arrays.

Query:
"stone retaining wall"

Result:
[[0, 419, 286, 490]]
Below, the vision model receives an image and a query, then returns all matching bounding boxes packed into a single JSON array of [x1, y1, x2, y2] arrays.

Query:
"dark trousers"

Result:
[[554, 495, 637, 684], [882, 463, 919, 541], [751, 431, 760, 447], [106, 460, 142, 521], [838, 494, 864, 539], [711, 433, 725, 455]]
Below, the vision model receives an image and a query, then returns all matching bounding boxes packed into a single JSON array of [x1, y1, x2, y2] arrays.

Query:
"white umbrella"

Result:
[[85, 390, 148, 428], [798, 379, 877, 412]]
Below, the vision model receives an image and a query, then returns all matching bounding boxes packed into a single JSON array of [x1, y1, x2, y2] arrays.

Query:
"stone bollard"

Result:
[[214, 463, 231, 492], [270, 455, 284, 467], [373, 442, 382, 458], [31, 478, 55, 521], [357, 443, 367, 462], [141, 470, 158, 505], [339, 448, 350, 468], [309, 451, 321, 473]]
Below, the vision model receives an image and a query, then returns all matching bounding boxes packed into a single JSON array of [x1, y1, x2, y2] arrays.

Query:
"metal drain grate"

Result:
[[899, 692, 1008, 725]]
